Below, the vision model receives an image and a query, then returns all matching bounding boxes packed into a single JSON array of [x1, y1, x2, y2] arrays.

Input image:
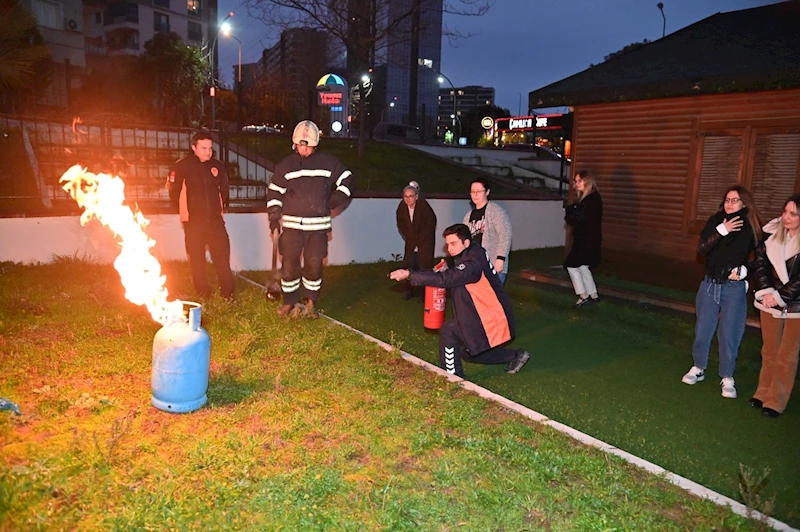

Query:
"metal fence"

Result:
[[0, 115, 272, 214]]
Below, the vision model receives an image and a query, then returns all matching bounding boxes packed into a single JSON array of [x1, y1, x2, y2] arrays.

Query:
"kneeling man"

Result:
[[390, 223, 530, 378]]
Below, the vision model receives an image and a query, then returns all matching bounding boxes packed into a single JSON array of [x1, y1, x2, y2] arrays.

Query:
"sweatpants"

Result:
[[279, 229, 328, 306], [755, 311, 800, 414], [183, 220, 235, 299], [567, 265, 597, 297], [439, 319, 516, 378]]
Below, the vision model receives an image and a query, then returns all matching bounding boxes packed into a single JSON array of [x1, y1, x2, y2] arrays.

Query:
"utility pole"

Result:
[[657, 3, 666, 38]]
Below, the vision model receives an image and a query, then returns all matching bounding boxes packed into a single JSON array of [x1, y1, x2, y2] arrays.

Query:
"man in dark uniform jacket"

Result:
[[168, 130, 235, 300], [266, 120, 354, 319], [390, 223, 530, 378]]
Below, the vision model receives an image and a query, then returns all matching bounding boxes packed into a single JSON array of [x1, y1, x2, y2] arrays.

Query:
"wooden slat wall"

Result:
[[572, 89, 800, 259]]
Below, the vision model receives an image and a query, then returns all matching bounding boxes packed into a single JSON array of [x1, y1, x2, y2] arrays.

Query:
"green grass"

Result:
[[0, 259, 774, 530], [288, 258, 800, 528], [231, 134, 525, 195]]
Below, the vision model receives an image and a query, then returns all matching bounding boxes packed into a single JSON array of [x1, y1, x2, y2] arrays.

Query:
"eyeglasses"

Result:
[[724, 198, 742, 204], [470, 189, 487, 194], [403, 194, 416, 199], [783, 209, 800, 218]]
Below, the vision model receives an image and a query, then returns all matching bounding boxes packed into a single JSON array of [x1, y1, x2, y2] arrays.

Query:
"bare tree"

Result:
[[242, 0, 492, 156]]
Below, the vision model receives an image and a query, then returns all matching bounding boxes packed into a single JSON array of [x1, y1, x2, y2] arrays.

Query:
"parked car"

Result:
[[241, 124, 283, 134]]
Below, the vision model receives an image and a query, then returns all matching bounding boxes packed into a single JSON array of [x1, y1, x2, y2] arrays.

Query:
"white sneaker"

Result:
[[681, 366, 705, 384], [721, 377, 737, 398]]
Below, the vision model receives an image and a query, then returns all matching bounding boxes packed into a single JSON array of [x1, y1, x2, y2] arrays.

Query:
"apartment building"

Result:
[[437, 85, 495, 138], [22, 0, 215, 107]]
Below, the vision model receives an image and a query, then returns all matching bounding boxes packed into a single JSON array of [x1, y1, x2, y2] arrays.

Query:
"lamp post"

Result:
[[210, 11, 234, 129], [437, 72, 459, 141], [221, 23, 242, 131], [657, 2, 666, 38]]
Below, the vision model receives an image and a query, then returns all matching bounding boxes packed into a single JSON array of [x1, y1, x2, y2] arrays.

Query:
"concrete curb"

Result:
[[237, 272, 795, 531]]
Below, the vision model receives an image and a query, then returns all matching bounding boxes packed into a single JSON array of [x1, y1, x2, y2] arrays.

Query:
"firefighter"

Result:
[[389, 223, 530, 378], [168, 130, 235, 300], [267, 120, 354, 318]]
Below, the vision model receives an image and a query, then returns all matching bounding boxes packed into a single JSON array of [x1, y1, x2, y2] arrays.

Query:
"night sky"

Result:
[[218, 0, 779, 116]]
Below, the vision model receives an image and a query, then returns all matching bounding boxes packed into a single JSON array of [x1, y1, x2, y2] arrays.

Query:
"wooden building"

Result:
[[528, 1, 800, 258]]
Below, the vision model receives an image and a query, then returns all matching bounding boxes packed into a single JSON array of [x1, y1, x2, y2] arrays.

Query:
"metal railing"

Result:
[[0, 115, 272, 215]]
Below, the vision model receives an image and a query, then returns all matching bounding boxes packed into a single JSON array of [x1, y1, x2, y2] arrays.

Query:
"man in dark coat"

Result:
[[390, 223, 530, 378], [168, 130, 235, 300], [396, 181, 437, 299]]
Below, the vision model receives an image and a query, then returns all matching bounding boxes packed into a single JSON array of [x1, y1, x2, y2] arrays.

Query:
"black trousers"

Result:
[[279, 229, 328, 305], [439, 319, 516, 378], [183, 220, 235, 299]]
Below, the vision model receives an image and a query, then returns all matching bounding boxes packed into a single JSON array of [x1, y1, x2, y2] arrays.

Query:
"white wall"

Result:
[[0, 199, 565, 270]]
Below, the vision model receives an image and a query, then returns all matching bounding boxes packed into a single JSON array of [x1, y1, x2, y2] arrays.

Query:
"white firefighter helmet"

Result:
[[292, 120, 320, 147]]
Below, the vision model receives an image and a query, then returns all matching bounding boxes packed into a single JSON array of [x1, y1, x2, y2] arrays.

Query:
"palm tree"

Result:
[[0, 0, 51, 109]]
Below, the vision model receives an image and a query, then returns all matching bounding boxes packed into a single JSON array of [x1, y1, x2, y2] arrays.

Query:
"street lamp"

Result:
[[221, 22, 243, 131], [437, 72, 459, 140], [657, 2, 666, 38], [210, 11, 234, 129]]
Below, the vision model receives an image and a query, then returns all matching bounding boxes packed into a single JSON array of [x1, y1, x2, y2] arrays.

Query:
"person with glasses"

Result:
[[463, 178, 512, 283], [750, 194, 800, 418], [682, 185, 762, 401], [396, 181, 437, 300], [564, 171, 603, 307]]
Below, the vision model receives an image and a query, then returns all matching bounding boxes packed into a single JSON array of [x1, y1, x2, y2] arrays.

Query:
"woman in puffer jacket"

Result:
[[751, 193, 800, 418]]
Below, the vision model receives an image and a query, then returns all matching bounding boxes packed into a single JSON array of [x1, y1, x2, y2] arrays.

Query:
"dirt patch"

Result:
[[525, 508, 551, 530], [394, 454, 417, 473]]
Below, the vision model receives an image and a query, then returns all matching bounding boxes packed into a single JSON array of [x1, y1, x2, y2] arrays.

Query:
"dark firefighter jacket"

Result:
[[266, 151, 353, 232], [169, 155, 229, 223], [410, 242, 514, 355]]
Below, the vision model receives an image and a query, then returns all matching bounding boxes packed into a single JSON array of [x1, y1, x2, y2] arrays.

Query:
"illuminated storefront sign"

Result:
[[319, 92, 343, 106], [509, 117, 532, 130], [495, 114, 566, 132]]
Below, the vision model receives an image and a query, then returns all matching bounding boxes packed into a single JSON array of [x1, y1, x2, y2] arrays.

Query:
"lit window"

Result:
[[417, 58, 433, 68], [187, 0, 200, 14]]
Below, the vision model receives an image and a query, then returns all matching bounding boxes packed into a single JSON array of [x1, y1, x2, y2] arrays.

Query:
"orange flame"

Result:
[[60, 165, 186, 326]]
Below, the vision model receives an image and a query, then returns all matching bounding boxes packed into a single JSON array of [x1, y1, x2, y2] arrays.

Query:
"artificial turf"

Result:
[[266, 256, 800, 528]]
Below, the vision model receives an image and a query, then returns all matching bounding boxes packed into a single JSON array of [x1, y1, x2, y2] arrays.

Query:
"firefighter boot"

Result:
[[304, 300, 320, 319], [276, 304, 294, 318], [289, 303, 305, 319]]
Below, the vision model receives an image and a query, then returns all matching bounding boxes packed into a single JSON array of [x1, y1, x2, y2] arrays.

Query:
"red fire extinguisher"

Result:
[[424, 259, 448, 330]]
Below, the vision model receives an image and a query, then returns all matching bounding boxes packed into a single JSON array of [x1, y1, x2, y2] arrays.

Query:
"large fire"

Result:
[[60, 165, 186, 326]]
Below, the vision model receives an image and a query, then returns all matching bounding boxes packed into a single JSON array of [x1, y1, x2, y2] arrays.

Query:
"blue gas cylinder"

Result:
[[151, 302, 210, 413]]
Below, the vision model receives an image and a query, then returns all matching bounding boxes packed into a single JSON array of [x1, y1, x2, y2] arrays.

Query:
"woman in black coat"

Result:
[[564, 170, 603, 307], [396, 181, 437, 299]]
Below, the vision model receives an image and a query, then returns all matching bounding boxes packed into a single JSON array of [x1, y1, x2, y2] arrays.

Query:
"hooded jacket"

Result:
[[410, 242, 514, 355]]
